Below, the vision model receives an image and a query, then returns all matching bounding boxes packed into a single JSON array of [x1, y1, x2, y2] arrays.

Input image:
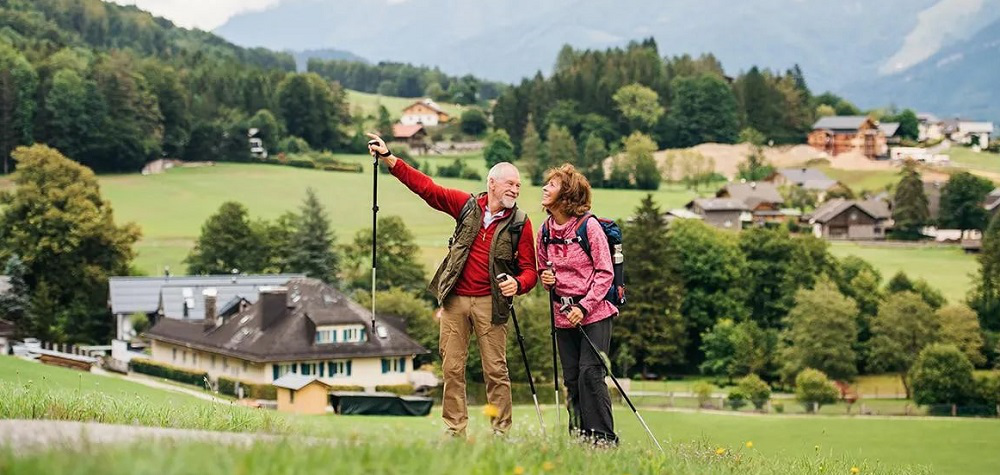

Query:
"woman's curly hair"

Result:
[[544, 164, 592, 217]]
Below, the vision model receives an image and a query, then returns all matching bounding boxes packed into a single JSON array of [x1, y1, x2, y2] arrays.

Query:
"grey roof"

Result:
[[145, 278, 429, 363], [917, 113, 940, 124], [272, 373, 331, 391], [986, 188, 1000, 211], [108, 274, 304, 318], [0, 276, 10, 295], [717, 182, 784, 207], [808, 198, 890, 224], [776, 168, 839, 191], [879, 122, 901, 137], [813, 116, 870, 131], [689, 198, 748, 212]]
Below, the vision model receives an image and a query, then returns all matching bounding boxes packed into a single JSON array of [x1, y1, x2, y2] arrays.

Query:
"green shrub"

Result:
[[329, 385, 365, 392], [376, 384, 415, 396], [737, 374, 772, 410], [277, 136, 310, 154], [320, 163, 363, 173], [693, 381, 713, 408], [727, 387, 747, 410], [795, 368, 838, 413], [217, 377, 277, 400], [287, 158, 315, 169], [773, 401, 785, 413], [130, 358, 208, 387], [461, 168, 482, 181], [910, 344, 975, 406]]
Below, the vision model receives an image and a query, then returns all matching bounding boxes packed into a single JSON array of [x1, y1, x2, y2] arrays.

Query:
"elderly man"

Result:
[[367, 133, 538, 437]]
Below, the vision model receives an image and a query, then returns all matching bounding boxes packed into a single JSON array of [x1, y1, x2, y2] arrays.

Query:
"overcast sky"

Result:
[[108, 0, 284, 30]]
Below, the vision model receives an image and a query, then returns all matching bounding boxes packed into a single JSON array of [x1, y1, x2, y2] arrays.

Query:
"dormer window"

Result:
[[315, 325, 366, 343]]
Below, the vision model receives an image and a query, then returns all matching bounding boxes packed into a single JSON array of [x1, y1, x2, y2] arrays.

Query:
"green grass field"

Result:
[[345, 89, 467, 120], [828, 242, 977, 303], [4, 357, 1000, 474], [817, 166, 900, 193], [98, 162, 699, 274], [947, 147, 1000, 176]]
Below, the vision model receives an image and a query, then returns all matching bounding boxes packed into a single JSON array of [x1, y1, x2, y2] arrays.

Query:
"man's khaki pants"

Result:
[[439, 294, 512, 435]]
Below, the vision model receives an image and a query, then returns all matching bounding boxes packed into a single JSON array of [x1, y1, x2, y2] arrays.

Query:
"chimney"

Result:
[[203, 288, 218, 331], [259, 286, 289, 330]]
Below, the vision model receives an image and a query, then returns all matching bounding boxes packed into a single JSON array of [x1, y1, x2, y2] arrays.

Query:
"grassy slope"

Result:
[[345, 89, 466, 120], [947, 147, 1000, 175], [827, 242, 977, 303], [3, 357, 1000, 474], [98, 162, 697, 274]]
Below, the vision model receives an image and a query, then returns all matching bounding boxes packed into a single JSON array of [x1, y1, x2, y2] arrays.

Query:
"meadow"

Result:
[[2, 357, 1000, 474], [828, 242, 977, 303]]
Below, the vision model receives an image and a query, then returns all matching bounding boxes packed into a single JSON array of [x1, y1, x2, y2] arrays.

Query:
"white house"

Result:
[[143, 278, 428, 390], [400, 98, 450, 126]]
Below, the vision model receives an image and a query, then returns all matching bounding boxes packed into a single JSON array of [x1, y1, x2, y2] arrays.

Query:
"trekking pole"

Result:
[[498, 274, 546, 435], [576, 323, 664, 453], [367, 139, 381, 333], [546, 261, 561, 429]]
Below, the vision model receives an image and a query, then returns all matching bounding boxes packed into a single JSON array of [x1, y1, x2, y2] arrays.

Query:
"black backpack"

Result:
[[541, 213, 626, 307]]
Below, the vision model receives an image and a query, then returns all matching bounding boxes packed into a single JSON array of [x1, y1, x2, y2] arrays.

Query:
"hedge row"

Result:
[[376, 384, 415, 396], [130, 358, 208, 387], [218, 376, 277, 400]]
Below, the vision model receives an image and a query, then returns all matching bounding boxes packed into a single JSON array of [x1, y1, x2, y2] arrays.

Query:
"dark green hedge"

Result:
[[130, 358, 208, 387]]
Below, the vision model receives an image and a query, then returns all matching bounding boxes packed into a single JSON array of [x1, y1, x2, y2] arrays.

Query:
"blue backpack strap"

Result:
[[575, 213, 594, 259]]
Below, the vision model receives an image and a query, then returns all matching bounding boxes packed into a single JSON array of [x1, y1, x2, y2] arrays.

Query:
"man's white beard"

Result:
[[501, 196, 516, 209]]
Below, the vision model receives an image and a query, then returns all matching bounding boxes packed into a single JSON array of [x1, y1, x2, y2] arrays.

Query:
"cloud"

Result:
[[108, 0, 284, 30], [880, 0, 986, 75]]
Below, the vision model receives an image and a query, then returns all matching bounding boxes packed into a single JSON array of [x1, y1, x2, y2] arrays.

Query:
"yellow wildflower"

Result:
[[542, 461, 555, 471], [745, 441, 754, 449], [715, 448, 726, 455], [851, 468, 860, 474], [483, 404, 500, 418], [514, 467, 525, 475]]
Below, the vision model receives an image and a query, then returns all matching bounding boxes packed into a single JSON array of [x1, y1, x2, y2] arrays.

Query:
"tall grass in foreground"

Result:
[[0, 436, 930, 475], [0, 379, 288, 434]]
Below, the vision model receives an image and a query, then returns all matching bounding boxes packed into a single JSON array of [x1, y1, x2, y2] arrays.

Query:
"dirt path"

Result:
[[0, 419, 310, 454], [91, 367, 230, 405]]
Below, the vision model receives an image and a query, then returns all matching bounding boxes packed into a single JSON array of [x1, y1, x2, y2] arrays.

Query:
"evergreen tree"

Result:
[[616, 195, 687, 373], [0, 42, 39, 174], [581, 133, 608, 186], [970, 214, 1000, 332], [545, 124, 577, 169], [0, 255, 30, 338], [287, 188, 340, 284], [376, 105, 393, 137], [891, 160, 929, 236], [519, 117, 544, 185]]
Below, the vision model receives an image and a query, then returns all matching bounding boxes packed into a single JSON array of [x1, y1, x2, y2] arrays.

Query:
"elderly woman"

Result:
[[537, 164, 618, 445]]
